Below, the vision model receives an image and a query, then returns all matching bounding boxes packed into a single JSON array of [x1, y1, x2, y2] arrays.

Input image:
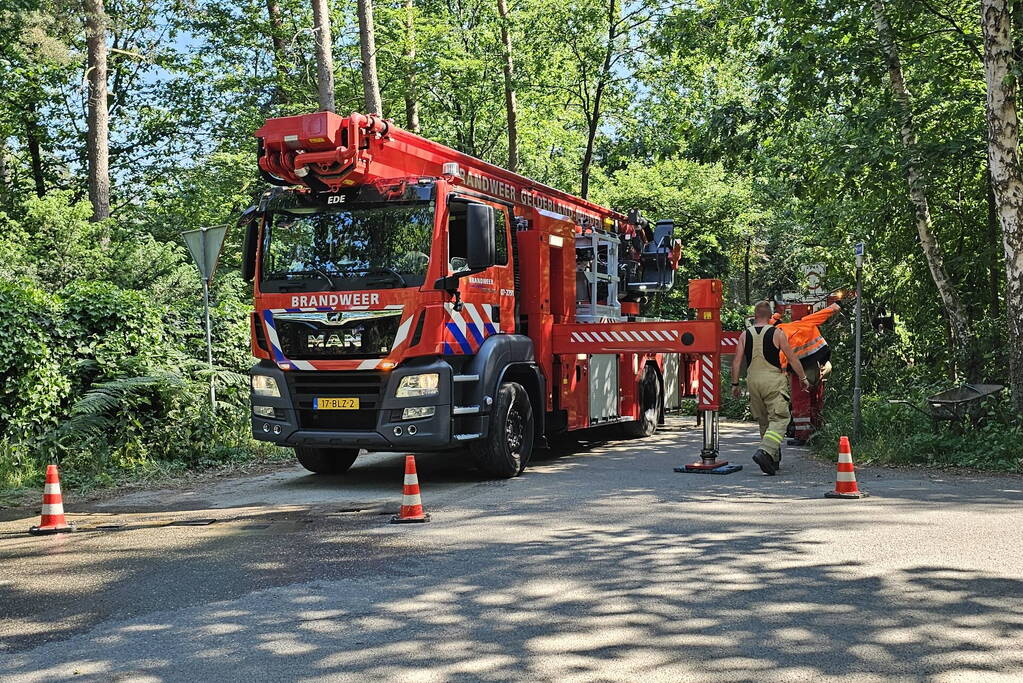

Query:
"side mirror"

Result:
[[239, 206, 259, 282], [466, 202, 496, 270]]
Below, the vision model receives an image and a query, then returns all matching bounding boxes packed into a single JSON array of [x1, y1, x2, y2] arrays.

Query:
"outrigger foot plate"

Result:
[[674, 463, 743, 475]]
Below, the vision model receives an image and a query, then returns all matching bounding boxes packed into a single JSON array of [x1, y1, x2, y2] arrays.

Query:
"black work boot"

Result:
[[752, 449, 777, 476]]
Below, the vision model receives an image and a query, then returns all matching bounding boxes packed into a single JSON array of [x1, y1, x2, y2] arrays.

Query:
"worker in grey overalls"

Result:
[[730, 301, 809, 475]]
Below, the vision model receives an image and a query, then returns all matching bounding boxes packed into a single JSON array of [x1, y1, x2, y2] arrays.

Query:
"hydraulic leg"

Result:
[[675, 409, 741, 474], [700, 410, 719, 462]]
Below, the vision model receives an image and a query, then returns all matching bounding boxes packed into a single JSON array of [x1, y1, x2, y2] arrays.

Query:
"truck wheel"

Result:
[[295, 447, 359, 475], [621, 366, 661, 438], [470, 381, 534, 479]]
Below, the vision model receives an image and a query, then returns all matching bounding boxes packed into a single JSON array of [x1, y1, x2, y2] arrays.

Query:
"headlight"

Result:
[[251, 375, 281, 398], [402, 406, 436, 420], [253, 405, 276, 418], [395, 373, 439, 398]]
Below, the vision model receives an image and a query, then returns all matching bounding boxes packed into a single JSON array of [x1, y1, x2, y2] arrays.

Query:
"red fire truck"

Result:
[[240, 111, 726, 478]]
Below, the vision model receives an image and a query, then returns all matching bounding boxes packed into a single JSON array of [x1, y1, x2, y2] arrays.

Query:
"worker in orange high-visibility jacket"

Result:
[[770, 302, 842, 445]]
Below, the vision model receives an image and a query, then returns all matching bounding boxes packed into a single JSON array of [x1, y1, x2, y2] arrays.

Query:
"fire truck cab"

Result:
[[242, 111, 725, 478]]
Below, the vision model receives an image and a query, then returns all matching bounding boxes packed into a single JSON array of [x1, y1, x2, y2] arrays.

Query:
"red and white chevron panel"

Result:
[[568, 328, 680, 344], [700, 354, 715, 405], [696, 352, 721, 410], [720, 331, 742, 355], [552, 321, 718, 355]]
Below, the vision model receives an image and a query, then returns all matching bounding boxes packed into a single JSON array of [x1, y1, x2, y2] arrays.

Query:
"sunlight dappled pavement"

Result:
[[2, 417, 1022, 681]]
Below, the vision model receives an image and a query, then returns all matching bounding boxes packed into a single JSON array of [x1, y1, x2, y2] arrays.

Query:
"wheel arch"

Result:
[[463, 334, 544, 443], [496, 362, 546, 445]]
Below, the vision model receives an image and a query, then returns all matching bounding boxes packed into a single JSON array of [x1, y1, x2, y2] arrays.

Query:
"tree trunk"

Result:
[[84, 0, 110, 221], [357, 0, 383, 115], [873, 0, 973, 377], [987, 165, 1002, 315], [744, 237, 752, 304], [0, 139, 10, 193], [311, 0, 335, 113], [982, 0, 1023, 410], [267, 0, 290, 106], [403, 0, 419, 132], [497, 0, 518, 172], [23, 113, 46, 198], [580, 0, 617, 199]]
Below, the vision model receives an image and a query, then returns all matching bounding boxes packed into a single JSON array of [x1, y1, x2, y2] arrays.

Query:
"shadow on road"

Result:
[[2, 418, 1022, 679], [2, 505, 1021, 680]]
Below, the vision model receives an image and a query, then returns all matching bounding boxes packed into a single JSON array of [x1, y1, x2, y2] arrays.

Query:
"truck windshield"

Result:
[[261, 201, 435, 292]]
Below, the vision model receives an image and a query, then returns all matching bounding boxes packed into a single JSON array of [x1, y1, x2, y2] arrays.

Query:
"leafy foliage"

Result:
[[0, 0, 1020, 495], [0, 192, 273, 495]]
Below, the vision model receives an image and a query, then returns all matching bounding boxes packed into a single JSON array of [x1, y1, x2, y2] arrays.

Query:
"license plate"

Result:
[[313, 397, 360, 410]]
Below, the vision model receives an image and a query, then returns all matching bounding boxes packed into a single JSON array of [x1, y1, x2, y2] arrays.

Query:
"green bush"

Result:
[[0, 280, 70, 435], [0, 192, 279, 497], [814, 391, 1023, 472]]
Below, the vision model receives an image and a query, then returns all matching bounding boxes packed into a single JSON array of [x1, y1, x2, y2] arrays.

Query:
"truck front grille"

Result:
[[286, 371, 385, 431], [275, 314, 400, 360]]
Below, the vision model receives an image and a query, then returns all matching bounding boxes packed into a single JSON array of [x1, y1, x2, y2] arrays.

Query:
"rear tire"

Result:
[[470, 381, 534, 478], [621, 366, 661, 438], [295, 447, 360, 475]]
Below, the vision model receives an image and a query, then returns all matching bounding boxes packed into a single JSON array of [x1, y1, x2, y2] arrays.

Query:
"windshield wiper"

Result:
[[264, 269, 338, 289], [365, 268, 408, 288], [333, 266, 409, 289]]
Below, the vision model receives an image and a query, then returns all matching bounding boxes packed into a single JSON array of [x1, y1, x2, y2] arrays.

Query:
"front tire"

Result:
[[621, 366, 661, 438], [295, 447, 359, 474], [470, 381, 534, 478]]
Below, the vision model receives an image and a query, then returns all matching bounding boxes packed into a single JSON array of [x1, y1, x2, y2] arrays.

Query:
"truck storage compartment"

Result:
[[588, 354, 619, 422]]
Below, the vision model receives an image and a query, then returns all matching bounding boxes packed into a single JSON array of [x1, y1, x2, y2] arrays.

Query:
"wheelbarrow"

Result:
[[890, 383, 1004, 432]]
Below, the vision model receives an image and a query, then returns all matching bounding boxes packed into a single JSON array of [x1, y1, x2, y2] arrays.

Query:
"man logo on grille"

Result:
[[308, 330, 362, 349]]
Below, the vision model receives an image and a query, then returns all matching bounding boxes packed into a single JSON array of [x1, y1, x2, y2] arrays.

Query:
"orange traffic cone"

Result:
[[390, 455, 430, 523], [825, 436, 869, 499], [29, 464, 75, 535]]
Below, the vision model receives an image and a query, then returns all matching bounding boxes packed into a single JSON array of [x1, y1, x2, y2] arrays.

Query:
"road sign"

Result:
[[181, 225, 230, 412], [801, 263, 826, 296], [182, 225, 229, 282], [854, 242, 865, 257]]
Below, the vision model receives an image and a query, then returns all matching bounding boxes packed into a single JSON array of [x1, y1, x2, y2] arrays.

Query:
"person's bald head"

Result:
[[754, 300, 773, 322]]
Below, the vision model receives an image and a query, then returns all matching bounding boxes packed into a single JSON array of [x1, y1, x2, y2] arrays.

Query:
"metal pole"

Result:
[[203, 278, 216, 411], [852, 251, 863, 439], [201, 228, 216, 412]]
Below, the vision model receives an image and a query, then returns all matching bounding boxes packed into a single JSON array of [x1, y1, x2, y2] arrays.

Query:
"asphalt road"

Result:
[[1, 418, 1022, 682]]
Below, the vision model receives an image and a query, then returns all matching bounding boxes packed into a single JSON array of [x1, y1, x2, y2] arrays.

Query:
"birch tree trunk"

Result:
[[311, 0, 335, 112], [497, 0, 518, 172], [0, 139, 10, 192], [872, 0, 973, 377], [403, 0, 420, 132], [84, 0, 110, 221], [981, 0, 1023, 409], [358, 0, 383, 115]]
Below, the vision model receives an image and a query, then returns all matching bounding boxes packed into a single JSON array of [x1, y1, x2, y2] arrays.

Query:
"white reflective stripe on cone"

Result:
[[404, 474, 419, 486], [43, 483, 61, 495], [836, 472, 857, 482], [838, 453, 854, 464], [40, 503, 64, 515], [402, 494, 422, 506]]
